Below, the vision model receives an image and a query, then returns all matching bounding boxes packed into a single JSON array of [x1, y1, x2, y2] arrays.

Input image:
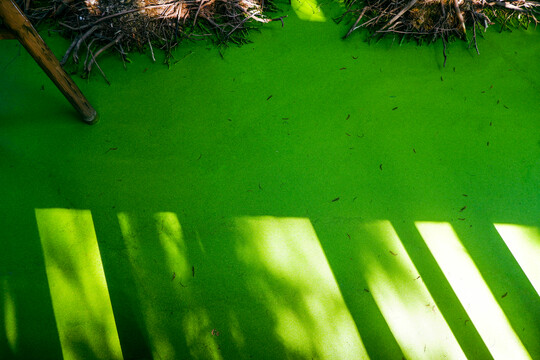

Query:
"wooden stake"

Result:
[[0, 0, 98, 124]]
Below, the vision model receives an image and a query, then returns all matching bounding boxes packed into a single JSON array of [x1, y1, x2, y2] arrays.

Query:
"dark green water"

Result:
[[1, 2, 539, 359]]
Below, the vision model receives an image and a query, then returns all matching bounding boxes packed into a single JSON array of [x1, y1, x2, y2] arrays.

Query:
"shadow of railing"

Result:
[[3, 206, 538, 359]]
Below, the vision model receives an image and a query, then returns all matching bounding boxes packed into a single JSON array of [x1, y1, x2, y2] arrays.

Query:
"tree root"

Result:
[[25, 0, 285, 75], [342, 0, 540, 60]]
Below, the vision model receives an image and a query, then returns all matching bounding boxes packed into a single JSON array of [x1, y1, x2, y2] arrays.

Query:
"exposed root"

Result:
[[339, 0, 540, 61], [23, 0, 285, 76]]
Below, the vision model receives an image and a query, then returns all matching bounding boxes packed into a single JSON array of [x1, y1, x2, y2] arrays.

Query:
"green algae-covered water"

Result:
[[1, 2, 539, 359]]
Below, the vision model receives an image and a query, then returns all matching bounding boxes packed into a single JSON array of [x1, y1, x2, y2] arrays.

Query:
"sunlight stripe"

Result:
[[360, 221, 466, 360], [416, 222, 531, 360], [35, 209, 123, 360], [494, 224, 540, 297]]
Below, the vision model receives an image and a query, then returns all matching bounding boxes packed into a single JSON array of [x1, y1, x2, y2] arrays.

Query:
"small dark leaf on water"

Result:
[[392, 107, 398, 111], [460, 206, 467, 212], [502, 292, 508, 298], [487, 142, 490, 146], [347, 233, 351, 239], [352, 56, 358, 59], [346, 114, 350, 120], [389, 251, 397, 256], [258, 183, 263, 190], [413, 148, 416, 153], [379, 164, 383, 170], [346, 133, 351, 136], [503, 105, 509, 109], [453, 67, 456, 72], [340, 67, 347, 70], [364, 288, 370, 293], [489, 122, 492, 126], [458, 218, 466, 221], [267, 95, 273, 100], [462, 194, 468, 197], [441, 76, 443, 81], [332, 197, 340, 202]]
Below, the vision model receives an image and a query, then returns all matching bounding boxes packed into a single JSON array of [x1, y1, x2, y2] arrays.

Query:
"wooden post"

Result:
[[0, 0, 98, 124]]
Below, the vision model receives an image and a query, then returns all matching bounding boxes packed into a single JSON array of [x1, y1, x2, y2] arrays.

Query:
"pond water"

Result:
[[0, 2, 539, 359]]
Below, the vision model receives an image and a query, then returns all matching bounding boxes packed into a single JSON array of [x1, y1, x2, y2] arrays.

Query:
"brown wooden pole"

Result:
[[0, 0, 98, 124]]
